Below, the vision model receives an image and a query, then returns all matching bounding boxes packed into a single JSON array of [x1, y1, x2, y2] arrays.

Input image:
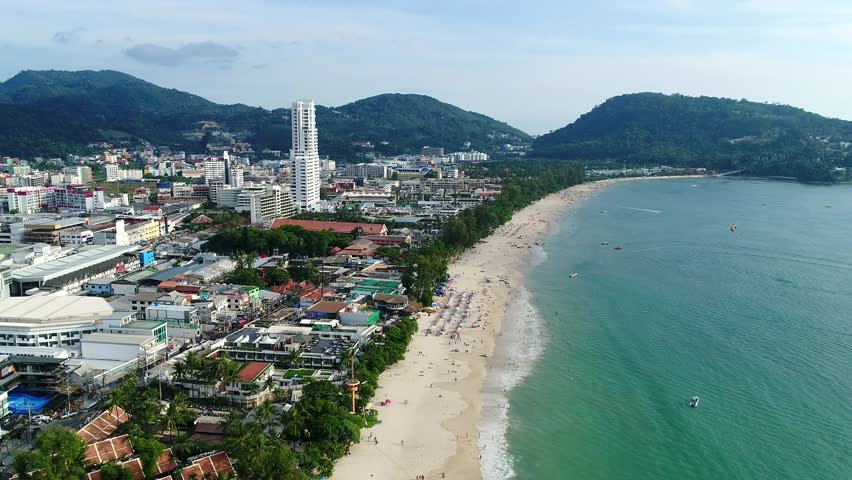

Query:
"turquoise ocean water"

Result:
[[487, 178, 852, 479]]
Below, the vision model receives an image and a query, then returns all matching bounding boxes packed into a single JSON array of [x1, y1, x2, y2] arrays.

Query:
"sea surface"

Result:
[[485, 178, 852, 479]]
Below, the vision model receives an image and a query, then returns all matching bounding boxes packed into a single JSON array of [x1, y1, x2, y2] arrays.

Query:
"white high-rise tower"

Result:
[[290, 99, 320, 209]]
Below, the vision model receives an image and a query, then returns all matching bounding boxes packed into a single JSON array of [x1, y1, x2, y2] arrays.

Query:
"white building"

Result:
[[63, 166, 92, 184], [340, 163, 388, 179], [7, 187, 55, 214], [59, 229, 94, 245], [291, 99, 321, 209], [451, 151, 489, 162], [105, 165, 144, 182], [236, 185, 296, 223], [228, 164, 244, 188], [203, 159, 226, 184], [0, 296, 113, 349], [321, 159, 336, 174]]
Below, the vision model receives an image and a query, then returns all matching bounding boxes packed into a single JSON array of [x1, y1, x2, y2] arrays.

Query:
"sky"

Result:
[[2, 0, 852, 134]]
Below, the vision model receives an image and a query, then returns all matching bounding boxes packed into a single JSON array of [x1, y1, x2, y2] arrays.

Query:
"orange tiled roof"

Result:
[[77, 406, 130, 444], [270, 219, 387, 235], [179, 452, 236, 480], [238, 362, 272, 382], [84, 434, 134, 467]]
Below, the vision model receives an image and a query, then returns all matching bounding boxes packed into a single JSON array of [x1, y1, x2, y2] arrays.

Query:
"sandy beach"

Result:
[[332, 176, 705, 480]]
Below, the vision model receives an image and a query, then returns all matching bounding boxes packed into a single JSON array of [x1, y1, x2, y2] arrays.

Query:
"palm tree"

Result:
[[254, 399, 275, 434], [223, 414, 255, 460], [163, 394, 190, 437], [340, 348, 356, 374], [216, 358, 241, 406], [286, 349, 303, 369], [182, 352, 202, 398], [172, 360, 187, 383], [279, 404, 305, 448], [263, 375, 276, 395], [201, 359, 221, 397]]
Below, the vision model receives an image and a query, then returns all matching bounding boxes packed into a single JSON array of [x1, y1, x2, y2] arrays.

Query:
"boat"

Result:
[[689, 396, 699, 408], [614, 246, 624, 251], [600, 210, 608, 213], [569, 273, 579, 279], [601, 242, 609, 246]]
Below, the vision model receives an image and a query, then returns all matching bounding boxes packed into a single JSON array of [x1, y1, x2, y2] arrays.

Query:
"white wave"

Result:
[[528, 245, 548, 266], [479, 287, 548, 480]]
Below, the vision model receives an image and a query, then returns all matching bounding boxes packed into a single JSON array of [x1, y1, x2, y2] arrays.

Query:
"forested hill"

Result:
[[534, 93, 852, 181], [0, 69, 529, 158]]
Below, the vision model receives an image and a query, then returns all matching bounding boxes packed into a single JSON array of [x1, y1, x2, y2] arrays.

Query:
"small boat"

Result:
[[601, 242, 609, 246], [614, 246, 624, 251], [600, 210, 607, 213], [689, 396, 699, 408], [569, 273, 579, 279]]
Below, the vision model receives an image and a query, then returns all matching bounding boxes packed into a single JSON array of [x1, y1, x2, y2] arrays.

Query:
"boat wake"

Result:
[[480, 287, 547, 480], [619, 206, 663, 214]]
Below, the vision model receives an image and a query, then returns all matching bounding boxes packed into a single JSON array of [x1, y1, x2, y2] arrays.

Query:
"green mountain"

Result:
[[0, 69, 529, 158], [534, 93, 852, 181]]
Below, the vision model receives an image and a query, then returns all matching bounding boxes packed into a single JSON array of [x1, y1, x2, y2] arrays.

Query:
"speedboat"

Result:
[[689, 396, 699, 408], [601, 242, 609, 246], [569, 273, 579, 279], [614, 246, 624, 251]]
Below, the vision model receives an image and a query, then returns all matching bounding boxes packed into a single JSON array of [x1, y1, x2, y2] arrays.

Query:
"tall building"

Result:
[[228, 164, 244, 188], [290, 99, 321, 209], [233, 185, 296, 223], [421, 146, 444, 156], [203, 159, 226, 184], [64, 166, 93, 184]]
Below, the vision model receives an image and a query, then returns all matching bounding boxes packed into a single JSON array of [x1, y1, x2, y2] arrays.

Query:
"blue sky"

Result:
[[2, 0, 852, 134]]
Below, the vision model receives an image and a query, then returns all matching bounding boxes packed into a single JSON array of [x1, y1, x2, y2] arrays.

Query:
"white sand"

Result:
[[333, 176, 704, 480]]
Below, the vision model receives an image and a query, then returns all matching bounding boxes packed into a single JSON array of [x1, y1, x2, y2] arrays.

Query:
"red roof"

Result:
[[85, 449, 176, 480], [77, 406, 130, 444], [238, 361, 272, 382], [190, 214, 213, 224], [270, 219, 387, 236], [84, 434, 134, 467], [179, 452, 236, 480]]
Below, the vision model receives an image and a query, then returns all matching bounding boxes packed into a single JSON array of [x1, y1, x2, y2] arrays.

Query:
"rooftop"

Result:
[[11, 245, 140, 283], [0, 296, 113, 325], [84, 434, 133, 467], [308, 300, 350, 314], [270, 218, 388, 235], [179, 452, 235, 480], [81, 333, 155, 346], [237, 361, 272, 382], [77, 406, 130, 444]]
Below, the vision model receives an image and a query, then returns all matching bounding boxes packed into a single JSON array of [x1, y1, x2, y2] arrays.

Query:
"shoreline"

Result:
[[332, 175, 705, 480]]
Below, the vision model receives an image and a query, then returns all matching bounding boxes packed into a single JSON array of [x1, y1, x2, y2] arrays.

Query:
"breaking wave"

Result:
[[479, 286, 548, 479]]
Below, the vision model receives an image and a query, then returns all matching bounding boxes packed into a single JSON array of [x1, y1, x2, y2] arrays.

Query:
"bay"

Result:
[[504, 178, 852, 479]]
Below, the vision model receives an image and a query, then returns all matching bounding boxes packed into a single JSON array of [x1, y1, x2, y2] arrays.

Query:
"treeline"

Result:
[[401, 161, 585, 305], [203, 225, 353, 258]]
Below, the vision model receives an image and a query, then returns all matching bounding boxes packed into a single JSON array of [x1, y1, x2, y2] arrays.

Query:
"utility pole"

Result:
[[26, 402, 32, 443]]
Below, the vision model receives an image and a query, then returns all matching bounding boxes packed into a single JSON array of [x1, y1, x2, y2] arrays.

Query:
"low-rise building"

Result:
[[0, 296, 112, 348], [10, 244, 140, 295]]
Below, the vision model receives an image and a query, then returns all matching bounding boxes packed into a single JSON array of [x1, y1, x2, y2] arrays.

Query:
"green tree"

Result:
[[14, 428, 87, 480], [99, 462, 135, 480], [133, 437, 165, 480], [265, 267, 291, 286]]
